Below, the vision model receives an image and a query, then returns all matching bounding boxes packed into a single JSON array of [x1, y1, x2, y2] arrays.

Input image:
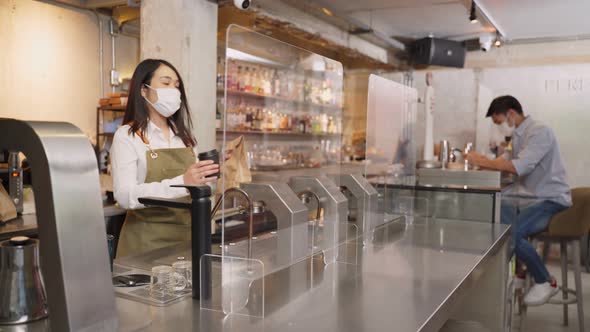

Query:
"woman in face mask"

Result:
[[111, 59, 219, 257]]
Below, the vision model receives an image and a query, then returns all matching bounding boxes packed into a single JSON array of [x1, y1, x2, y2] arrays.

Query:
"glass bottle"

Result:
[[244, 67, 252, 92], [263, 69, 272, 95], [216, 57, 224, 90], [245, 106, 253, 131], [237, 66, 244, 91], [272, 69, 281, 97], [251, 67, 259, 94]]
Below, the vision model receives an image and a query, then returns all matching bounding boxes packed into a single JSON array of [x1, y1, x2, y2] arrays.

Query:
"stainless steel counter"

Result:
[[27, 220, 516, 331], [5, 218, 511, 332]]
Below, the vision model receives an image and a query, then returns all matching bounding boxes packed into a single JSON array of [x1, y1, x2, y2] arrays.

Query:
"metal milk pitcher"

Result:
[[439, 140, 450, 169], [0, 236, 48, 324]]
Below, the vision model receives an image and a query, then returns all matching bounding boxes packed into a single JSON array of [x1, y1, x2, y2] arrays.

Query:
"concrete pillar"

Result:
[[141, 0, 218, 151]]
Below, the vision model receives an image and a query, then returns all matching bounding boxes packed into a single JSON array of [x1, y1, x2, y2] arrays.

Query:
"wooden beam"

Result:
[[85, 0, 127, 8]]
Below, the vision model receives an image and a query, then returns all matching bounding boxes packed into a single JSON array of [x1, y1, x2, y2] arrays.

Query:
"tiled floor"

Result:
[[513, 262, 590, 332]]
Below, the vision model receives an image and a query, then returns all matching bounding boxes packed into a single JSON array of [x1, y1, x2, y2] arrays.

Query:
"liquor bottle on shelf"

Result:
[[237, 66, 244, 91], [311, 115, 321, 135], [320, 113, 329, 134], [237, 108, 245, 130], [228, 60, 238, 91], [244, 66, 252, 92], [279, 114, 289, 131], [271, 109, 280, 131], [260, 67, 266, 95], [245, 106, 254, 130], [263, 69, 272, 96], [322, 80, 332, 105], [252, 67, 260, 94], [253, 108, 262, 131], [303, 77, 311, 103], [328, 116, 336, 134], [296, 74, 304, 101], [216, 57, 225, 90], [286, 71, 295, 100], [297, 116, 306, 134], [216, 98, 224, 130], [272, 69, 281, 97]]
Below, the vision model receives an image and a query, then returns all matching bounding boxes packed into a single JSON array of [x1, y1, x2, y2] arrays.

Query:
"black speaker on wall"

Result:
[[410, 37, 466, 68]]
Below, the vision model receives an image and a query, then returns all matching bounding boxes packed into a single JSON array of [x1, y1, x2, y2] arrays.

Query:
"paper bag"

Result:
[[0, 181, 17, 223], [218, 136, 251, 194]]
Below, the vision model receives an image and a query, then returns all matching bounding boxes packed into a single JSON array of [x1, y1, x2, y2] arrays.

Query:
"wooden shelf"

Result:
[[217, 129, 340, 138], [98, 106, 126, 112], [218, 89, 342, 112]]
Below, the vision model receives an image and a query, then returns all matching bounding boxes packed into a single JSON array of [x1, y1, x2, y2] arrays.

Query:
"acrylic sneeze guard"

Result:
[[363, 75, 427, 241], [201, 25, 349, 317]]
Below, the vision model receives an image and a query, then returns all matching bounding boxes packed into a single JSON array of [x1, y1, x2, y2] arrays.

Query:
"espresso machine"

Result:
[[8, 151, 23, 214], [0, 151, 23, 215], [0, 119, 117, 331]]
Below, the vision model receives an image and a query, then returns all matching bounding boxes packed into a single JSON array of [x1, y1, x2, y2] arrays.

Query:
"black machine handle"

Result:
[[137, 197, 191, 209], [138, 185, 212, 300]]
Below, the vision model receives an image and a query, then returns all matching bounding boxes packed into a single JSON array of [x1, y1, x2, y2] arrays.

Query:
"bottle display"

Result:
[[218, 56, 343, 170]]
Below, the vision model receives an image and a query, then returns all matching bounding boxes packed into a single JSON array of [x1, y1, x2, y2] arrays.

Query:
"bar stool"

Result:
[[529, 188, 590, 332]]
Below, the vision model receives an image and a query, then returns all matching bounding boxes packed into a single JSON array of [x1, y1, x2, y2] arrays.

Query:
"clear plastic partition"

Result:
[[363, 74, 422, 240], [206, 25, 346, 316]]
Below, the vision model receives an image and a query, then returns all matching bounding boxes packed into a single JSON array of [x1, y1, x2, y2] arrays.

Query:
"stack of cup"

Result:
[[149, 258, 192, 298]]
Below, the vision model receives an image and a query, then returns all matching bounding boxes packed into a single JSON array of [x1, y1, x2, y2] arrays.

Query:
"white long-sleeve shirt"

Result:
[[111, 121, 198, 209]]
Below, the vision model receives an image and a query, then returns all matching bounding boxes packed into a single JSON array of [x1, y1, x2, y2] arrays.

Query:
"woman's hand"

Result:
[[183, 160, 219, 185]]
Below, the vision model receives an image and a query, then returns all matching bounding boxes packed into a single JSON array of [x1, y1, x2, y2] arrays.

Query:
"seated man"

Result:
[[467, 95, 572, 306]]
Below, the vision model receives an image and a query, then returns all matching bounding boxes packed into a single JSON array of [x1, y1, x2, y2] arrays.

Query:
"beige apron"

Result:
[[117, 136, 195, 257]]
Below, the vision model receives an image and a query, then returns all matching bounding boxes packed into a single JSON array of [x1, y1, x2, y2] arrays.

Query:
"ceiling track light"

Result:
[[469, 0, 478, 23]]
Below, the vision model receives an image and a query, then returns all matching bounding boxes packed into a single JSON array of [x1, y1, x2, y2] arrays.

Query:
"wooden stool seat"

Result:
[[529, 188, 590, 332]]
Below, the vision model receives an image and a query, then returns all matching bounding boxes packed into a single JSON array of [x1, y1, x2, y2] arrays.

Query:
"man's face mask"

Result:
[[495, 112, 515, 136]]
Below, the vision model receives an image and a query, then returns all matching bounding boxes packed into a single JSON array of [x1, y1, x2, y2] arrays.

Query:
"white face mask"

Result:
[[143, 84, 181, 118], [498, 120, 514, 136]]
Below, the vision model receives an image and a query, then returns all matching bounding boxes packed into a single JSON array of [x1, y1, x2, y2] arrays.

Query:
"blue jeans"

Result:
[[501, 200, 568, 283]]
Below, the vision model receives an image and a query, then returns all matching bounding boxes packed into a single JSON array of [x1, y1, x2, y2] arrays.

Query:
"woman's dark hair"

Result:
[[486, 95, 524, 117], [123, 59, 196, 147]]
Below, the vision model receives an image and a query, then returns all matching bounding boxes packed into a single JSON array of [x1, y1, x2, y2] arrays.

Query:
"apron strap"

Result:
[[136, 130, 159, 159]]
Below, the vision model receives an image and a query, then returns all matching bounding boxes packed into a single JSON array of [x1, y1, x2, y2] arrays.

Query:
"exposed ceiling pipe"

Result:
[[314, 3, 406, 50], [36, 0, 109, 97], [98, 15, 105, 98], [109, 18, 119, 94]]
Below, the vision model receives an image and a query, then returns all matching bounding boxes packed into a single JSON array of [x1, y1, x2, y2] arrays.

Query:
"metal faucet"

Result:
[[211, 187, 254, 261], [464, 142, 474, 171], [297, 190, 322, 248]]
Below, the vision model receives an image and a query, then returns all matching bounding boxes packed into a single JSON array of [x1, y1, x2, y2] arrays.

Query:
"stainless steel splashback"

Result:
[[417, 168, 502, 188], [0, 119, 117, 331]]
